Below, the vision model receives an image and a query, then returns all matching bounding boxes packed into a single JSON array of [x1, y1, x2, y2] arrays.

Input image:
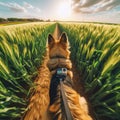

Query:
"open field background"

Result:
[[0, 22, 30, 26], [0, 22, 55, 119], [59, 23, 120, 120], [0, 22, 120, 120]]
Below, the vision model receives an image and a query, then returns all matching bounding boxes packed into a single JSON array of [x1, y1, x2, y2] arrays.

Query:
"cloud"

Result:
[[0, 2, 26, 12], [24, 2, 41, 12], [0, 1, 41, 14], [95, 0, 120, 12], [22, 2, 41, 18], [35, 8, 41, 12], [23, 2, 34, 9], [72, 0, 120, 14]]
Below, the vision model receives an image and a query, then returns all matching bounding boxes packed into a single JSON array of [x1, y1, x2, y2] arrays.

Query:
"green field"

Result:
[[0, 22, 120, 120], [59, 23, 120, 120], [0, 21, 31, 26], [0, 22, 55, 119]]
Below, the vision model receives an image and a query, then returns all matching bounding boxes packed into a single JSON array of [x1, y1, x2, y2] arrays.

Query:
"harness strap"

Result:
[[60, 80, 73, 120], [50, 55, 66, 59]]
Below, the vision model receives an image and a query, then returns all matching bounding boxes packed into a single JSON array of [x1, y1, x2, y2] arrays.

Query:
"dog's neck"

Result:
[[49, 56, 74, 106], [47, 56, 73, 79]]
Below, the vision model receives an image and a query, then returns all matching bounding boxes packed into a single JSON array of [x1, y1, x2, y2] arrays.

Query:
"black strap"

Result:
[[60, 80, 73, 120], [50, 55, 66, 59]]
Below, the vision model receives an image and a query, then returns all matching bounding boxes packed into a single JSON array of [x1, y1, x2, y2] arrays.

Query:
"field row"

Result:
[[0, 22, 55, 119], [59, 23, 120, 120]]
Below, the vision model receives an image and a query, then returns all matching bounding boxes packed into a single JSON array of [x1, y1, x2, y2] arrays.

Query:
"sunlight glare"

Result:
[[58, 1, 72, 19]]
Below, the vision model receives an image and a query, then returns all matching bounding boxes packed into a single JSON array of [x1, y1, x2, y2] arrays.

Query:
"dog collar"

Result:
[[50, 55, 66, 59]]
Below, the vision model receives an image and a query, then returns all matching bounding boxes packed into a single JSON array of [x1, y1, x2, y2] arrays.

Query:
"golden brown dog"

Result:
[[47, 32, 92, 120]]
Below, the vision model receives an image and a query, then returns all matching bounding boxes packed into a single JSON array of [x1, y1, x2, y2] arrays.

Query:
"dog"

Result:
[[47, 32, 93, 120]]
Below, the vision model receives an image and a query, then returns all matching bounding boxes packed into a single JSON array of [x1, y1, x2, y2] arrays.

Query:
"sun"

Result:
[[58, 2, 72, 19]]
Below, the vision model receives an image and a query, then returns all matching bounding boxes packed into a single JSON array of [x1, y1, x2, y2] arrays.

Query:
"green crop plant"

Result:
[[59, 23, 120, 120], [0, 22, 55, 119]]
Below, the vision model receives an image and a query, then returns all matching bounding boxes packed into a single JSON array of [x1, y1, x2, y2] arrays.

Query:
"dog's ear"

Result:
[[48, 34, 55, 47], [59, 32, 68, 44]]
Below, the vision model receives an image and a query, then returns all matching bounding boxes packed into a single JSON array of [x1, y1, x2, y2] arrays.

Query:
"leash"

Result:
[[60, 79, 73, 120], [56, 68, 73, 120]]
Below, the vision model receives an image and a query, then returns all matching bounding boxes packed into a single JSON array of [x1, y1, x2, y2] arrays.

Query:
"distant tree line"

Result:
[[0, 18, 50, 22]]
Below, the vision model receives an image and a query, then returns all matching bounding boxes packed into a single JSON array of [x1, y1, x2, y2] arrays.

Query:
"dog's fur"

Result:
[[24, 32, 92, 120], [23, 52, 51, 120], [47, 33, 92, 120]]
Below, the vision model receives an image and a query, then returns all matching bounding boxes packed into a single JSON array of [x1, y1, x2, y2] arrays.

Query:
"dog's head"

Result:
[[47, 32, 73, 78], [47, 32, 70, 59]]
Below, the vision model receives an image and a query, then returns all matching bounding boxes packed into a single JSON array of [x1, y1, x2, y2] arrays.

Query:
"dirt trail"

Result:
[[52, 24, 61, 39], [53, 24, 85, 94]]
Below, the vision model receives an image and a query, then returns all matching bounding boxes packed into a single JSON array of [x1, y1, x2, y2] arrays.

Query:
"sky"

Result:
[[0, 0, 120, 23]]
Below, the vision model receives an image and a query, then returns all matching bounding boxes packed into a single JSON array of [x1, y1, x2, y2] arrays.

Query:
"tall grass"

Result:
[[0, 22, 55, 119], [59, 23, 120, 120]]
